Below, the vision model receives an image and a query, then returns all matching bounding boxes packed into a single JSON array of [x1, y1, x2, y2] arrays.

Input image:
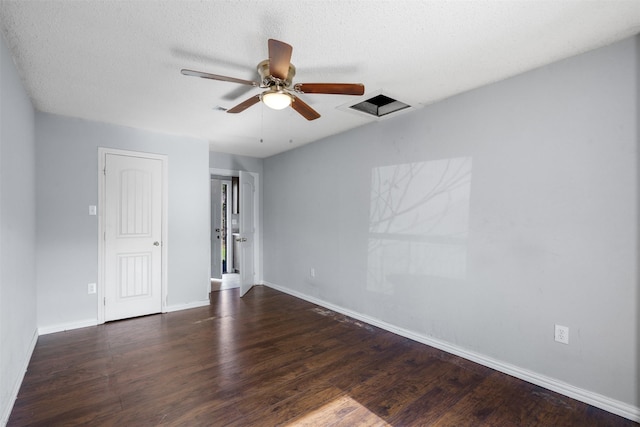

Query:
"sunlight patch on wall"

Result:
[[367, 157, 472, 294]]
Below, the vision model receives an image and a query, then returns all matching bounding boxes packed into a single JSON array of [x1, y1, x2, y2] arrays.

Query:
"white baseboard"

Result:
[[263, 281, 640, 423], [38, 318, 98, 336], [1, 328, 38, 426], [37, 299, 212, 335], [165, 299, 210, 313]]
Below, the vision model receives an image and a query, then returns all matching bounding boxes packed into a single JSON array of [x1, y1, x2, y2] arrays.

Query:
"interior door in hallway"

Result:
[[104, 153, 163, 321], [211, 178, 222, 279], [238, 171, 255, 297]]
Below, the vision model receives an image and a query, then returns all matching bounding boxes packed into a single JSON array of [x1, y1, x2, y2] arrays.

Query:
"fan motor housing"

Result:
[[257, 59, 296, 87]]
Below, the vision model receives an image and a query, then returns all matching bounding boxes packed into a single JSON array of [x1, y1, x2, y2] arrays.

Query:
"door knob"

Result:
[[153, 241, 160, 246]]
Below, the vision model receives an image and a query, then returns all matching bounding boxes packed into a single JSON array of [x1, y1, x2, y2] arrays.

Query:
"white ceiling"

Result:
[[1, 1, 639, 158]]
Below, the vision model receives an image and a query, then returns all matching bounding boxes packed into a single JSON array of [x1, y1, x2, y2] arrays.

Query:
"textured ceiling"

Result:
[[1, 1, 639, 158]]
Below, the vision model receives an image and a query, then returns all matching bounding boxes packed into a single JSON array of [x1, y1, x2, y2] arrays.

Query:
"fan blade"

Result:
[[227, 94, 261, 113], [291, 96, 320, 121], [181, 69, 259, 87], [294, 83, 365, 96], [268, 39, 293, 80]]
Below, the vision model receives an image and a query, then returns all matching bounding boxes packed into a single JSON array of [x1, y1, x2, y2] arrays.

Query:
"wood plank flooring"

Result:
[[9, 286, 636, 426]]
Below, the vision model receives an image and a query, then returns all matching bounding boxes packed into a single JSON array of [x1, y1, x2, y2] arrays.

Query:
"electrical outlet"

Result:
[[554, 324, 569, 344], [310, 268, 316, 279], [88, 283, 97, 294]]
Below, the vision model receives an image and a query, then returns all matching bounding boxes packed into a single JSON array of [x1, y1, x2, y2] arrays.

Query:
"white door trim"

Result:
[[98, 148, 169, 324], [209, 168, 261, 287], [210, 177, 222, 279], [238, 170, 255, 296]]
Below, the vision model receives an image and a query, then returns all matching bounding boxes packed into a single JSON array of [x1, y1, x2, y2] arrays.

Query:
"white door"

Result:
[[210, 178, 222, 279], [239, 171, 255, 297], [104, 153, 163, 321]]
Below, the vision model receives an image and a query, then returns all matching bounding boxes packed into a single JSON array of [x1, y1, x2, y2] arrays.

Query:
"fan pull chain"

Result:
[[260, 103, 264, 143]]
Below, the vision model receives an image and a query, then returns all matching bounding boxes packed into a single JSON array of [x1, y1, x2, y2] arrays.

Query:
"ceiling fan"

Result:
[[181, 39, 365, 121]]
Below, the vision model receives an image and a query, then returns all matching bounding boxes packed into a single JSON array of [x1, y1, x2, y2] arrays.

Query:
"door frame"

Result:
[[210, 177, 222, 279], [210, 177, 234, 278], [209, 167, 261, 290], [98, 148, 169, 324], [238, 170, 256, 296], [222, 179, 233, 274]]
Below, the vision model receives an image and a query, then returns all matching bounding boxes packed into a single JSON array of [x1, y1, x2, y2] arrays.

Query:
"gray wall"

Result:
[[263, 36, 639, 407], [36, 113, 210, 329], [0, 34, 37, 423], [209, 150, 263, 175]]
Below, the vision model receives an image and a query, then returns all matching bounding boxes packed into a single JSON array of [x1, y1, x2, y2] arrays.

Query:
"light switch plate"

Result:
[[89, 205, 97, 215]]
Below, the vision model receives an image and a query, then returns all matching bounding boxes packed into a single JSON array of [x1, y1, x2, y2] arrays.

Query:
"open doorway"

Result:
[[210, 167, 260, 298], [211, 175, 240, 291]]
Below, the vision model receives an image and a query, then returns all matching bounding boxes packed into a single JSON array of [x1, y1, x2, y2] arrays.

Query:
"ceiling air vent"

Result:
[[349, 94, 410, 117]]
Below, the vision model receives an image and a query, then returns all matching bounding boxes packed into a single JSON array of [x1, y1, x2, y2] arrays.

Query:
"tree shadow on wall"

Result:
[[367, 157, 473, 295]]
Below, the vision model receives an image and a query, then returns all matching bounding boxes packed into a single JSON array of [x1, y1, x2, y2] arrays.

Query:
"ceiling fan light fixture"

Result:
[[183, 39, 362, 120], [262, 90, 292, 110]]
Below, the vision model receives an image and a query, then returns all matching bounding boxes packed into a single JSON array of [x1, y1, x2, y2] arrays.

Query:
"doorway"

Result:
[[211, 175, 239, 290], [210, 168, 260, 296]]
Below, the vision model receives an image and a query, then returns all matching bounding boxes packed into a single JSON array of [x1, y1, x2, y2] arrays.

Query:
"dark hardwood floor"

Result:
[[9, 286, 636, 426]]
